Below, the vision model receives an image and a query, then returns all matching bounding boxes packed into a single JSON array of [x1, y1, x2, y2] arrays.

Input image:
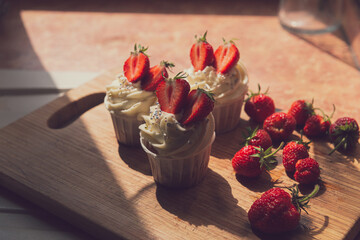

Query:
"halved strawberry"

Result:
[[214, 39, 240, 74], [156, 72, 190, 114], [190, 31, 215, 72], [123, 44, 150, 83], [141, 61, 174, 91], [180, 88, 215, 125]]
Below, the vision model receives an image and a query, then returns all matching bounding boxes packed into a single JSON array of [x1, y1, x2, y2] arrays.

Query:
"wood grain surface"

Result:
[[0, 64, 359, 240], [1, 2, 360, 239]]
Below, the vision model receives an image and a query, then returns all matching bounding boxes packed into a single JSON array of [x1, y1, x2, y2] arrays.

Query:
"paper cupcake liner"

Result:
[[140, 114, 215, 188], [213, 85, 248, 134], [110, 113, 143, 146]]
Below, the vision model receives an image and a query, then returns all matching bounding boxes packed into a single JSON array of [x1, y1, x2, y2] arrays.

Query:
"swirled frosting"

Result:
[[185, 62, 248, 103], [139, 104, 213, 157], [104, 74, 156, 119]]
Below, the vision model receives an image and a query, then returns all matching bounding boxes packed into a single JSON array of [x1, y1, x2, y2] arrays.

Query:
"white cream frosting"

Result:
[[104, 74, 156, 119], [139, 104, 213, 157], [185, 62, 248, 104]]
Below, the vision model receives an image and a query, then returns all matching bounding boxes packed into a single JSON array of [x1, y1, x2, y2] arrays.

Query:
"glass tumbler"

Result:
[[278, 0, 344, 34]]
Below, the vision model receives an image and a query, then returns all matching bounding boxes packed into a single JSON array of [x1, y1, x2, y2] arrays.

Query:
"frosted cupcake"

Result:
[[186, 33, 249, 133], [105, 44, 173, 146], [139, 73, 215, 188]]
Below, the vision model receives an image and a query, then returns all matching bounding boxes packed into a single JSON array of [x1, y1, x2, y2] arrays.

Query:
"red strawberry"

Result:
[[263, 112, 296, 142], [303, 115, 330, 138], [244, 85, 275, 123], [190, 31, 215, 72], [123, 44, 150, 83], [303, 105, 334, 138], [180, 88, 215, 125], [214, 39, 240, 74], [294, 158, 320, 185], [288, 100, 314, 127], [329, 117, 359, 155], [141, 61, 174, 91], [232, 143, 283, 178], [282, 139, 310, 173], [156, 72, 190, 114], [248, 185, 319, 234], [244, 127, 273, 150]]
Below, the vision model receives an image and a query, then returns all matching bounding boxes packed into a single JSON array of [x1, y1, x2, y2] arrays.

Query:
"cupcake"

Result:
[[105, 44, 173, 146], [139, 72, 215, 188], [185, 32, 249, 133]]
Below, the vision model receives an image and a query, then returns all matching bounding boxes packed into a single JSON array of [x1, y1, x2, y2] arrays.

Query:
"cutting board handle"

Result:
[[47, 92, 105, 129]]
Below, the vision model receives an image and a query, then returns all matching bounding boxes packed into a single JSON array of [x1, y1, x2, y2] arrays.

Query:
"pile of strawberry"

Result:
[[243, 85, 359, 155], [232, 84, 359, 234], [123, 44, 174, 91], [288, 99, 359, 155], [155, 72, 215, 126], [190, 31, 240, 74]]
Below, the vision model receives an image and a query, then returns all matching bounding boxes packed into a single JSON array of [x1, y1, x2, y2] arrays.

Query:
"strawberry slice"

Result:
[[141, 61, 174, 91], [123, 44, 150, 83], [156, 72, 190, 114], [190, 31, 215, 72], [180, 88, 215, 125], [214, 40, 240, 74]]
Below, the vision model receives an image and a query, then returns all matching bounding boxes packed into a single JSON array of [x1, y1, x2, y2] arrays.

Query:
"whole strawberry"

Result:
[[156, 72, 190, 114], [303, 105, 334, 138], [232, 143, 283, 178], [282, 136, 310, 173], [123, 44, 150, 83], [329, 117, 359, 155], [141, 61, 174, 91], [214, 39, 239, 74], [244, 85, 275, 123], [244, 127, 273, 150], [263, 112, 296, 142], [303, 115, 330, 138], [180, 88, 215, 126], [248, 185, 319, 234], [190, 31, 215, 72], [288, 100, 314, 127], [294, 158, 320, 185]]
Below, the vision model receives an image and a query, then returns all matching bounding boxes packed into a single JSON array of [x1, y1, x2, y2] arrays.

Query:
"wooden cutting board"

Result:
[[1, 11, 360, 238], [0, 64, 359, 240]]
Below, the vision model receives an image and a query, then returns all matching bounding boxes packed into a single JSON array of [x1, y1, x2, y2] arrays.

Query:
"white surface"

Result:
[[0, 94, 61, 128], [0, 70, 98, 239], [0, 69, 98, 90]]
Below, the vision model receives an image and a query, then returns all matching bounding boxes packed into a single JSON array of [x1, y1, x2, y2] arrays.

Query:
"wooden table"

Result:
[[0, 0, 360, 239]]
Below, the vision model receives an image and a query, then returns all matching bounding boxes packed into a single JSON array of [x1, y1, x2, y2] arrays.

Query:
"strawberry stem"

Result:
[[160, 60, 175, 69], [298, 184, 320, 203], [132, 43, 149, 56], [174, 71, 188, 80], [328, 136, 347, 155], [264, 141, 284, 159], [290, 184, 320, 214], [329, 104, 336, 119], [245, 84, 270, 102], [197, 88, 215, 102], [244, 126, 259, 146], [222, 37, 238, 45], [253, 142, 284, 171], [295, 131, 312, 150], [313, 104, 335, 122], [195, 31, 208, 42]]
